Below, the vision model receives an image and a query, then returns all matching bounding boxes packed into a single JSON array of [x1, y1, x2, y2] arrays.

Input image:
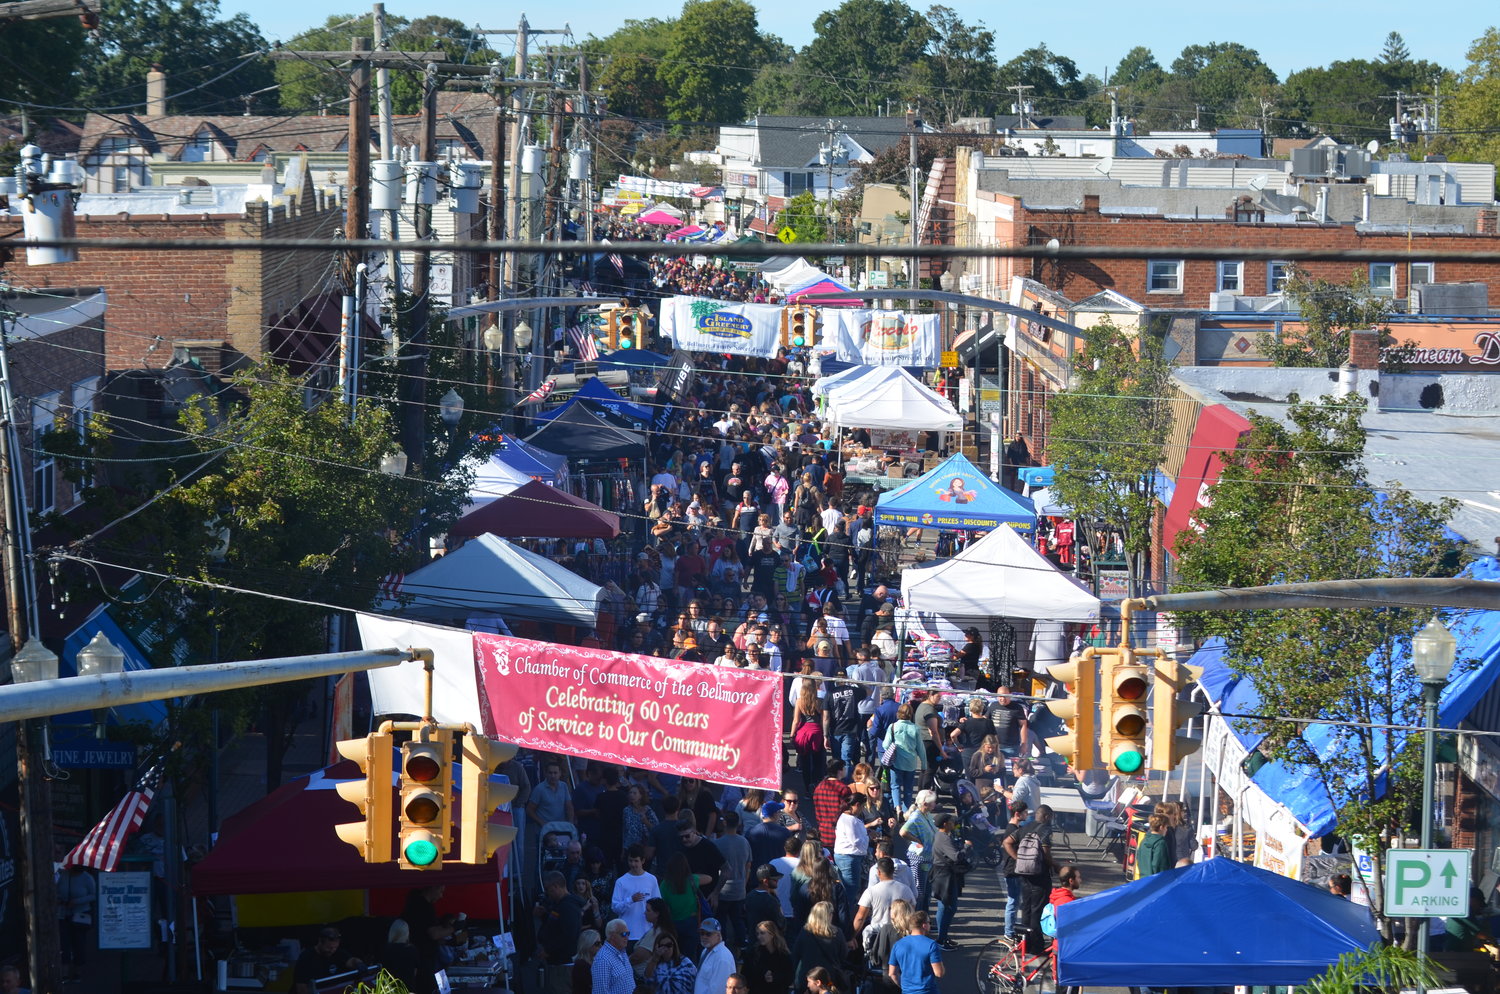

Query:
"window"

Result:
[[1217, 261, 1244, 293], [1147, 260, 1183, 293], [1369, 262, 1396, 298], [71, 378, 101, 494], [1410, 262, 1435, 286], [1268, 261, 1292, 292], [31, 393, 60, 515]]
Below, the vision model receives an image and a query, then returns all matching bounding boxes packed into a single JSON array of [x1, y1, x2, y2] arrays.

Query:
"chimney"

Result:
[[1082, 194, 1100, 213], [1478, 209, 1498, 235], [1349, 327, 1381, 371], [146, 64, 167, 116], [1337, 362, 1359, 397]]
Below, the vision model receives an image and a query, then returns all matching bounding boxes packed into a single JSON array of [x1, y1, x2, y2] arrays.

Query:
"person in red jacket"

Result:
[[1047, 864, 1082, 994]]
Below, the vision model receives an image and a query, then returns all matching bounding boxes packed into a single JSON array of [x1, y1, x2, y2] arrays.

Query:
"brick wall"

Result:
[[1454, 770, 1480, 851], [9, 319, 106, 515], [996, 200, 1500, 309], [0, 198, 343, 371]]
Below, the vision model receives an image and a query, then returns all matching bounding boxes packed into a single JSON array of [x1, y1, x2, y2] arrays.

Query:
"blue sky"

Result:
[[238, 0, 1490, 86]]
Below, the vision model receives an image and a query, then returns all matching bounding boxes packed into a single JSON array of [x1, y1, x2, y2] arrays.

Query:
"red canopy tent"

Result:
[[191, 759, 510, 917], [448, 479, 621, 540]]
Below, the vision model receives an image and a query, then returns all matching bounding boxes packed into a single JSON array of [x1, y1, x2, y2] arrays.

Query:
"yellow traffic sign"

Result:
[[940, 350, 959, 368], [777, 226, 797, 244]]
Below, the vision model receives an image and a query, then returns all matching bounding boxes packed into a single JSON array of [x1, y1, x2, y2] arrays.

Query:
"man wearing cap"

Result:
[[693, 919, 735, 994], [744, 865, 785, 943], [293, 926, 364, 994], [746, 801, 791, 869]]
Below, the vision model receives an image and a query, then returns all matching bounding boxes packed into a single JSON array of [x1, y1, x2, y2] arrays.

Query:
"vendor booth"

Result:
[[534, 377, 653, 430], [823, 366, 961, 433], [1056, 858, 1379, 987], [874, 453, 1037, 534], [450, 479, 621, 540], [378, 534, 604, 630], [900, 523, 1100, 623], [524, 401, 647, 461]]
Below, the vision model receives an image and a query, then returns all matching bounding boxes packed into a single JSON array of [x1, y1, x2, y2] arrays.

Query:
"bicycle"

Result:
[[975, 935, 1054, 994]]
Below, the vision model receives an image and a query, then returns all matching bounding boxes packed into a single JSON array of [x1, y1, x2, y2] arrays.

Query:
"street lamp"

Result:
[[1412, 614, 1457, 974], [77, 632, 125, 677], [482, 322, 504, 353], [439, 388, 464, 427], [514, 319, 534, 351], [379, 448, 409, 477], [11, 637, 58, 683]]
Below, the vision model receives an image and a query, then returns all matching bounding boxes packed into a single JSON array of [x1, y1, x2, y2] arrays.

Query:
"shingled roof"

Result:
[[742, 115, 920, 168]]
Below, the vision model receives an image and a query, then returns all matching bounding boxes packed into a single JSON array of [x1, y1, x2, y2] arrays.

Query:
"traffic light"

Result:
[[1043, 650, 1099, 770], [1100, 649, 1150, 775], [786, 306, 814, 347], [1149, 657, 1206, 772], [333, 730, 394, 863], [459, 734, 520, 863], [398, 728, 454, 870]]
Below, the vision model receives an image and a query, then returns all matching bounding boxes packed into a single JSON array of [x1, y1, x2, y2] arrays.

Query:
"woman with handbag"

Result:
[[792, 684, 827, 786], [929, 813, 971, 951], [881, 703, 926, 813]]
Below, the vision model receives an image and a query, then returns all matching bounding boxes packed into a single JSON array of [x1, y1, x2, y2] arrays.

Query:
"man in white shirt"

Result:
[[822, 603, 852, 662], [854, 857, 917, 936], [609, 848, 660, 940], [820, 502, 843, 535], [770, 838, 799, 917], [865, 838, 917, 896], [693, 919, 735, 994]]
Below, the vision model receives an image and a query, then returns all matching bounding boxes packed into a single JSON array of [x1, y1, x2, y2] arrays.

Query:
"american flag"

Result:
[[62, 762, 162, 871], [568, 325, 599, 361], [608, 252, 624, 277], [378, 572, 406, 600], [521, 378, 556, 404]]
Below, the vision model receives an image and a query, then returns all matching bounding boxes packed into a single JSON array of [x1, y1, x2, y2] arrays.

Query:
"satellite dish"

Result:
[[1366, 139, 1381, 155], [1247, 174, 1267, 191]]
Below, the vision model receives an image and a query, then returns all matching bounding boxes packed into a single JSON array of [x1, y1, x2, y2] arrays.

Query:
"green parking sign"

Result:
[[1383, 848, 1472, 916]]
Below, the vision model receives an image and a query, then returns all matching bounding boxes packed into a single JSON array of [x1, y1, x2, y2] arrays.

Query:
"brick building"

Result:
[[1, 177, 344, 374]]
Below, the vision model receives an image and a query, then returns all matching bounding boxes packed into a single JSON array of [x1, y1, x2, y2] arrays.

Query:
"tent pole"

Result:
[[192, 896, 202, 980]]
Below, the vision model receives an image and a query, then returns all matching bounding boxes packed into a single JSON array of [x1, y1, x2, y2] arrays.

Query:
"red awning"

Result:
[[449, 479, 620, 540], [1162, 404, 1252, 555]]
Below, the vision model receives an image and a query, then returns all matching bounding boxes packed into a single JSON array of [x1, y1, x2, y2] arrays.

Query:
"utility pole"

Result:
[[1259, 97, 1273, 154], [545, 50, 565, 241], [907, 106, 920, 292], [1007, 84, 1034, 128], [373, 4, 400, 298], [485, 63, 512, 425], [344, 37, 371, 290], [400, 63, 438, 474], [0, 303, 58, 994]]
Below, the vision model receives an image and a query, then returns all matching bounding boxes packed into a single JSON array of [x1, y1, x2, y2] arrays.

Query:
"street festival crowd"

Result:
[[471, 222, 1116, 994]]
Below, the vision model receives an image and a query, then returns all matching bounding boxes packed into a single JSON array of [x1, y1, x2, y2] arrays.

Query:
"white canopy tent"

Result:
[[824, 366, 962, 431], [459, 453, 534, 511], [900, 524, 1100, 623]]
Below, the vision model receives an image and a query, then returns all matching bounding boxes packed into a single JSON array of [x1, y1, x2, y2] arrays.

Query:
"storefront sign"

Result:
[[98, 871, 153, 949], [473, 634, 784, 789], [1380, 328, 1500, 369]]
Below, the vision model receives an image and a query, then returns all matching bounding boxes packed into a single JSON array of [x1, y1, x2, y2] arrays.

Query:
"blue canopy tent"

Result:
[[533, 378, 654, 429], [1192, 556, 1500, 837], [1056, 858, 1379, 986], [482, 433, 569, 484], [873, 453, 1037, 534], [597, 348, 669, 372]]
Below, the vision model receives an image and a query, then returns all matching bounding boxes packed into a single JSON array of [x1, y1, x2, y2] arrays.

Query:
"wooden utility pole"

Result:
[[400, 64, 438, 474], [344, 37, 371, 289]]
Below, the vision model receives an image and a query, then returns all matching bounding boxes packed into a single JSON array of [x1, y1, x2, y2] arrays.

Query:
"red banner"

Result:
[[473, 633, 784, 789]]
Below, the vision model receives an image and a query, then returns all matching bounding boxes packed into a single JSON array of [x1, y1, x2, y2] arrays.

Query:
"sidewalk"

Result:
[[79, 711, 330, 993]]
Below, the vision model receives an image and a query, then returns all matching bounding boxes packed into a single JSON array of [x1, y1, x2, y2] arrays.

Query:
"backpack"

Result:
[[1040, 902, 1058, 937], [1012, 829, 1045, 876]]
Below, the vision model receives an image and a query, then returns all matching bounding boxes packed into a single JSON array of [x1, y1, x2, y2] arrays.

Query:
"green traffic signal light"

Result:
[[1110, 745, 1145, 774], [403, 836, 440, 866]]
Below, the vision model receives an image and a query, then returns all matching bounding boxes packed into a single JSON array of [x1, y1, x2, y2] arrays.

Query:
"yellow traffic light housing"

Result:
[[1101, 650, 1149, 775], [1043, 649, 1099, 770], [786, 306, 814, 347], [1149, 657, 1206, 772], [399, 728, 454, 870], [460, 735, 520, 863], [333, 730, 395, 863]]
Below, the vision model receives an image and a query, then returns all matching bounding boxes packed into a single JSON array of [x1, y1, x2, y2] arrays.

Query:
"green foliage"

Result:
[[352, 969, 412, 994], [997, 44, 1089, 112], [587, 18, 677, 120], [1438, 28, 1500, 188], [773, 191, 828, 244], [1278, 57, 1448, 142], [1171, 395, 1462, 929], [276, 14, 495, 115], [1046, 319, 1174, 598], [658, 0, 772, 124], [77, 0, 274, 115], [0, 19, 85, 108], [901, 5, 998, 121], [1165, 42, 1278, 128], [1303, 943, 1440, 994], [795, 0, 935, 116], [1379, 31, 1412, 66], [1271, 267, 1392, 368]]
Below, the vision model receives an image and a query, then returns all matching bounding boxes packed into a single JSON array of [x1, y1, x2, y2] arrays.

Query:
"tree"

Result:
[[587, 18, 677, 120], [996, 44, 1089, 112], [1171, 394, 1462, 937], [1110, 46, 1164, 87], [1270, 267, 1392, 367], [1045, 319, 1174, 599], [773, 190, 828, 244], [1380, 31, 1411, 65], [1439, 28, 1500, 186], [658, 0, 776, 124], [0, 19, 85, 108], [77, 0, 275, 115], [1167, 41, 1278, 128], [902, 5, 998, 122], [796, 0, 934, 116]]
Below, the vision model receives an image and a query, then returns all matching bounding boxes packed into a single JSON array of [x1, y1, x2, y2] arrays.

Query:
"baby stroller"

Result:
[[537, 821, 578, 882], [954, 778, 1006, 868]]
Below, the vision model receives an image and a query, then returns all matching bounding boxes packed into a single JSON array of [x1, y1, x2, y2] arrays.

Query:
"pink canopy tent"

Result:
[[665, 224, 705, 240], [638, 208, 685, 225], [789, 277, 862, 307]]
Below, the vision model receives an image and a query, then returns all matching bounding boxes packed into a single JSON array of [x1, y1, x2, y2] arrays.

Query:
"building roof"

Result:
[[1172, 365, 1500, 552], [0, 116, 83, 157], [739, 115, 920, 168]]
